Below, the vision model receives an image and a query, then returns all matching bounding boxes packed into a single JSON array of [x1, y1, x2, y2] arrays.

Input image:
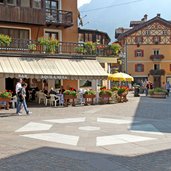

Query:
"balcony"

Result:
[[149, 69, 165, 76], [0, 39, 116, 58], [150, 54, 164, 61], [46, 10, 73, 27]]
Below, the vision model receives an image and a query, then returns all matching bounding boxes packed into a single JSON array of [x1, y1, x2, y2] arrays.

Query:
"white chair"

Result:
[[49, 94, 60, 107], [37, 92, 46, 104], [10, 95, 17, 108]]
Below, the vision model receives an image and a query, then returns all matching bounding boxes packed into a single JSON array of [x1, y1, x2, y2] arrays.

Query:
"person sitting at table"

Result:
[[59, 86, 65, 94], [49, 87, 57, 95]]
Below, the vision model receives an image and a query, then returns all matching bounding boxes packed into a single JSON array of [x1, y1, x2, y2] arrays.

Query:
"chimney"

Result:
[[144, 14, 148, 21], [157, 13, 161, 17]]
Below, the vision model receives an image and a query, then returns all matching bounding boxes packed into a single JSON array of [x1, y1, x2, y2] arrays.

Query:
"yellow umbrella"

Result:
[[108, 72, 134, 82]]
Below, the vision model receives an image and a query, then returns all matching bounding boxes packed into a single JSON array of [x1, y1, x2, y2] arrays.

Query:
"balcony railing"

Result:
[[150, 54, 164, 61], [0, 39, 115, 57], [149, 69, 165, 76], [46, 10, 73, 27]]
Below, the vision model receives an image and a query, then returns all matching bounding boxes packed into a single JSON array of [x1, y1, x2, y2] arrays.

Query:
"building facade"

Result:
[[0, 0, 108, 93], [116, 14, 171, 87]]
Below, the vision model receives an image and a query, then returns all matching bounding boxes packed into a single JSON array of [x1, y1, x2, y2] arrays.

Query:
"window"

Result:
[[0, 0, 4, 4], [45, 31, 59, 40], [163, 30, 167, 35], [33, 0, 41, 9], [135, 64, 144, 72], [7, 0, 16, 5], [145, 30, 150, 35], [21, 0, 30, 7], [78, 33, 84, 42], [153, 49, 160, 55], [135, 49, 144, 57], [170, 64, 171, 71], [154, 64, 160, 70], [153, 36, 160, 44], [135, 36, 143, 44]]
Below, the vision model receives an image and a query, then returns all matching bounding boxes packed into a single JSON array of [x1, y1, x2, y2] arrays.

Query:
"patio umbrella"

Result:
[[108, 72, 134, 82]]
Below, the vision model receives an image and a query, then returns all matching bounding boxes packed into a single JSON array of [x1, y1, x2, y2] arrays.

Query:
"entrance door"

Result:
[[153, 76, 161, 88]]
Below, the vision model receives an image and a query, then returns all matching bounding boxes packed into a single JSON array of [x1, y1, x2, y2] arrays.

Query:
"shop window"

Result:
[[7, 0, 16, 5], [21, 0, 30, 7], [135, 64, 144, 72], [33, 0, 41, 9], [135, 49, 144, 57]]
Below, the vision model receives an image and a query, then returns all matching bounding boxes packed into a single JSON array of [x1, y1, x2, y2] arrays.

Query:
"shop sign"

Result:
[[18, 74, 28, 78], [41, 75, 68, 79]]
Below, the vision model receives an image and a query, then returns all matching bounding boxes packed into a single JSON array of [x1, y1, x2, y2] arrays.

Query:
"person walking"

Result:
[[16, 83, 32, 115], [15, 78, 23, 114], [165, 81, 171, 96]]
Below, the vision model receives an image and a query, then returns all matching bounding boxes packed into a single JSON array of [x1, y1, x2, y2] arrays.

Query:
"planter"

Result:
[[118, 91, 128, 103], [150, 92, 166, 99], [83, 94, 96, 105], [0, 97, 11, 110], [64, 95, 77, 106], [99, 94, 111, 104]]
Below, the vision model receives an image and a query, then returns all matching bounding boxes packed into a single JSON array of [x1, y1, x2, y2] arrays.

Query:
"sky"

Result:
[[78, 0, 92, 8]]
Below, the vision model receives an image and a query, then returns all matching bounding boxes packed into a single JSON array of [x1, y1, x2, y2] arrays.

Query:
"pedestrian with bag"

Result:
[[165, 81, 171, 96], [16, 83, 32, 115]]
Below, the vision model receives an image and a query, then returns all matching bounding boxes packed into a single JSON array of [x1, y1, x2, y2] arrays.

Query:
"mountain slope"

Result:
[[79, 0, 171, 41]]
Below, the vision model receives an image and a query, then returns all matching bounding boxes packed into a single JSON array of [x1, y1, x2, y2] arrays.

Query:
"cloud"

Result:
[[78, 0, 92, 8]]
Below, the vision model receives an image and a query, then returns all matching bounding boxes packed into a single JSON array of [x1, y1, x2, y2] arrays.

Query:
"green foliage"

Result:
[[84, 41, 96, 55], [63, 90, 77, 97], [84, 90, 96, 95], [0, 90, 12, 98], [0, 34, 12, 46], [75, 46, 85, 53], [99, 90, 112, 97], [154, 87, 166, 92], [28, 44, 37, 51], [148, 89, 154, 95], [108, 43, 121, 56], [117, 88, 126, 95], [111, 86, 119, 92], [38, 37, 59, 53]]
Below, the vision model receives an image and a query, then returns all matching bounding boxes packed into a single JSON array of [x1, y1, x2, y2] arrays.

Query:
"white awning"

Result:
[[0, 57, 108, 80]]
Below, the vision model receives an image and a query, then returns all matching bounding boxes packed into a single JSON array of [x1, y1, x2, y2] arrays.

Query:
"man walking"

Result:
[[165, 81, 171, 96], [16, 78, 23, 114], [16, 83, 32, 115]]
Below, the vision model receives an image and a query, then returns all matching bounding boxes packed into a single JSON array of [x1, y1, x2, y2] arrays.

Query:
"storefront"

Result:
[[0, 56, 108, 93]]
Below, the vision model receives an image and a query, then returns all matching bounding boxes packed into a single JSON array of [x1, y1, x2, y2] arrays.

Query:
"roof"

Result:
[[118, 15, 171, 40], [78, 28, 111, 42]]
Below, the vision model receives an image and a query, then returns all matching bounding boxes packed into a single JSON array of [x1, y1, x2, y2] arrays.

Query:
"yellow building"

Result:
[[116, 14, 171, 87]]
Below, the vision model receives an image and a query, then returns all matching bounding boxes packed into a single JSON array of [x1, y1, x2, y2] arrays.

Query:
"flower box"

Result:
[[0, 97, 11, 110], [150, 92, 166, 99], [99, 94, 111, 104], [64, 95, 77, 107], [83, 94, 96, 105]]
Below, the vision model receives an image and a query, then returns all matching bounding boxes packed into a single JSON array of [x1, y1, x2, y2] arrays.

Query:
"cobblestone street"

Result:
[[1, 93, 171, 171]]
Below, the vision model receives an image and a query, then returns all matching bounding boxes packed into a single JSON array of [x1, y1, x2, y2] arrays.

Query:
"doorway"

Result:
[[153, 76, 161, 88]]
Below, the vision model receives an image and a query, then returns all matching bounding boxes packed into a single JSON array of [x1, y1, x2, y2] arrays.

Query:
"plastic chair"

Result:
[[10, 96, 17, 108], [49, 94, 60, 107], [37, 92, 46, 104]]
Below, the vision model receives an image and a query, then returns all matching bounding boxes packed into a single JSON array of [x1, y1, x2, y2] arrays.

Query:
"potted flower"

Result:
[[99, 89, 112, 104], [84, 41, 96, 55], [83, 90, 96, 105], [0, 34, 12, 47], [0, 90, 12, 110], [117, 86, 129, 102], [149, 87, 167, 98], [38, 37, 59, 54], [28, 43, 37, 53], [63, 89, 77, 106]]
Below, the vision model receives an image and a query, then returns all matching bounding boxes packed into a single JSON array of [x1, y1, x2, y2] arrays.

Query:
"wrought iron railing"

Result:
[[0, 39, 117, 57], [46, 9, 73, 27], [149, 69, 165, 76], [150, 54, 164, 61]]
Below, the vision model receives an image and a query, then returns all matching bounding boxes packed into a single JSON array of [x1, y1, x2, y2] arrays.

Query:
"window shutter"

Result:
[[135, 50, 137, 57], [135, 64, 137, 72], [142, 64, 144, 72]]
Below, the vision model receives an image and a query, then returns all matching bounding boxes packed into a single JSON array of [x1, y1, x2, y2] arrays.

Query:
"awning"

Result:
[[0, 57, 108, 80]]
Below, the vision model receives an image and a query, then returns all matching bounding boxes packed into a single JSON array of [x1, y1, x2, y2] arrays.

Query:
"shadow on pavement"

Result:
[[0, 147, 171, 171]]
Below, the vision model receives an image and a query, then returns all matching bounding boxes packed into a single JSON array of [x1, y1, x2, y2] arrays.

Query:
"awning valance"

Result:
[[0, 57, 108, 80]]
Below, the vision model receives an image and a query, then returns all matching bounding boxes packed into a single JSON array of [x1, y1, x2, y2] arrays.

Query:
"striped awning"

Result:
[[0, 57, 108, 80]]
